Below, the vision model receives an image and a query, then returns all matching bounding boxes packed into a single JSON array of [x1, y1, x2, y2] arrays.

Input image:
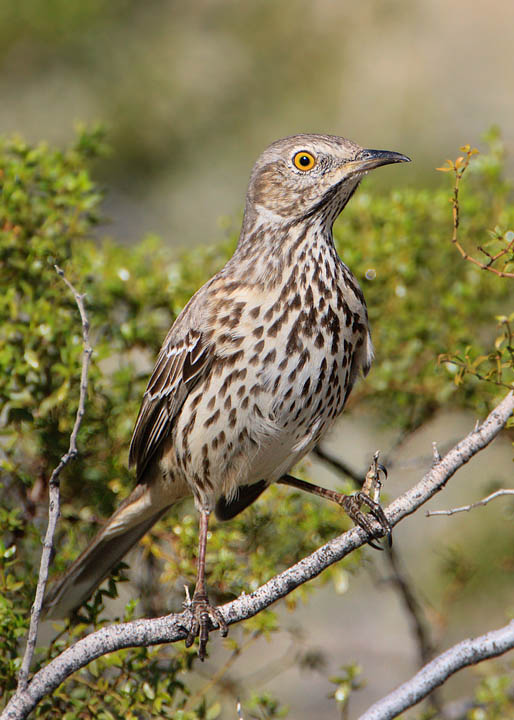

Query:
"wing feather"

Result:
[[129, 326, 213, 478]]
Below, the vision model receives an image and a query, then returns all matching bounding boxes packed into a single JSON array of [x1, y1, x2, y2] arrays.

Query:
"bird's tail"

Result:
[[44, 475, 190, 619]]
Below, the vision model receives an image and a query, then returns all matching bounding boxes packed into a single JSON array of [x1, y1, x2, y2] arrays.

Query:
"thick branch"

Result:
[[3, 392, 513, 720], [358, 619, 514, 720], [16, 267, 92, 692]]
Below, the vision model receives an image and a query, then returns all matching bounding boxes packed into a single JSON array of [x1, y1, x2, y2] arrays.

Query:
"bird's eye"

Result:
[[293, 151, 316, 171]]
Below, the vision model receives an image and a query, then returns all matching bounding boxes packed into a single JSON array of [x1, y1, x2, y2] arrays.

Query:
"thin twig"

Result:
[[357, 619, 514, 720], [383, 543, 442, 714], [16, 266, 92, 692], [426, 488, 514, 517], [236, 700, 244, 720], [312, 445, 364, 486], [3, 392, 513, 720], [384, 547, 444, 717], [441, 148, 514, 279], [385, 546, 435, 666], [316, 439, 436, 676]]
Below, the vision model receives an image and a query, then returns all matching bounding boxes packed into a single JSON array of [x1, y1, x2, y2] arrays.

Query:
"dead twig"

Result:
[[426, 488, 514, 517], [16, 266, 92, 692]]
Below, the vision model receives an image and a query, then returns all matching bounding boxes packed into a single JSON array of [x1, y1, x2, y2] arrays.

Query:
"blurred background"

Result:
[[2, 0, 514, 247], [3, 1, 513, 717]]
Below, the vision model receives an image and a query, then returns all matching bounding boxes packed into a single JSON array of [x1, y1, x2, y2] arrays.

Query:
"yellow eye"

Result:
[[293, 150, 316, 171]]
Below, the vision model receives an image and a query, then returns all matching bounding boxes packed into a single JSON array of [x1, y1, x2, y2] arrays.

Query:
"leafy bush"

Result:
[[1, 129, 512, 717]]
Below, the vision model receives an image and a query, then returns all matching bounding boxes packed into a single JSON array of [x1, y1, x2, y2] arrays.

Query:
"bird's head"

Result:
[[244, 133, 410, 228]]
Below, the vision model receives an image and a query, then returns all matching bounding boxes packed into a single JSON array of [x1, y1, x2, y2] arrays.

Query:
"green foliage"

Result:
[[439, 311, 514, 393], [468, 669, 514, 720], [329, 663, 364, 717], [0, 510, 37, 696], [334, 129, 514, 429], [1, 129, 513, 716], [245, 692, 289, 719], [37, 641, 206, 719]]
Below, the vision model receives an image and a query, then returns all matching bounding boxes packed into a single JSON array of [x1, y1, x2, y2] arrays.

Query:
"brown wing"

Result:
[[129, 326, 214, 479]]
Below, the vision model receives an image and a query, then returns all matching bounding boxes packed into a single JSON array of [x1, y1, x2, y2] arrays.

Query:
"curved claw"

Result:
[[184, 596, 228, 661], [367, 538, 384, 551], [376, 463, 388, 481], [341, 491, 392, 549]]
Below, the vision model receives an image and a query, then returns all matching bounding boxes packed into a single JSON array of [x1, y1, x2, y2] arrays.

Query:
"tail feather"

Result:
[[44, 477, 188, 618]]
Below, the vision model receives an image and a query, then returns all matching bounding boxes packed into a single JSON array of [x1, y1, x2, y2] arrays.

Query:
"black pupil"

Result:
[[299, 155, 311, 166]]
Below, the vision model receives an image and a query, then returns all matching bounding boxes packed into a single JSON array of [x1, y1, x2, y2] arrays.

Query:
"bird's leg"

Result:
[[347, 452, 392, 546], [278, 457, 391, 549], [184, 509, 228, 660]]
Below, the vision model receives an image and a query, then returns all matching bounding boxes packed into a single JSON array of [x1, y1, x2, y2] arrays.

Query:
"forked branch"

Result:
[[426, 488, 514, 516], [3, 392, 513, 720], [16, 267, 92, 692]]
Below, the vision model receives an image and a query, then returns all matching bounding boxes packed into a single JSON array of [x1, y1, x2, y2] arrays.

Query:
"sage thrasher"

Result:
[[45, 134, 410, 659]]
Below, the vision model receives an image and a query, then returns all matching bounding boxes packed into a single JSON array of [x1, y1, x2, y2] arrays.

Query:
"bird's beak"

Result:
[[345, 148, 411, 176]]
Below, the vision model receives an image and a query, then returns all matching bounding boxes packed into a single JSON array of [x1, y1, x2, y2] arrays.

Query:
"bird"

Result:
[[44, 134, 410, 659]]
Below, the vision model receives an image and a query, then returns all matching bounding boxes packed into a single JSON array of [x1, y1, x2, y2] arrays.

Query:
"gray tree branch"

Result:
[[3, 391, 513, 720], [426, 488, 514, 516], [316, 434, 438, 672], [16, 267, 92, 692], [358, 619, 514, 720]]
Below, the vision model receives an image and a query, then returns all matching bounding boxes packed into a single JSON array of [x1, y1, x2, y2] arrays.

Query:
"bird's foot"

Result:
[[183, 590, 228, 661], [340, 453, 392, 549], [340, 492, 392, 549]]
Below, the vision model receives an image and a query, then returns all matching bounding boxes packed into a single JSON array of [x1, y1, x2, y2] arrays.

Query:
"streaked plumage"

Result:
[[45, 134, 409, 658]]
